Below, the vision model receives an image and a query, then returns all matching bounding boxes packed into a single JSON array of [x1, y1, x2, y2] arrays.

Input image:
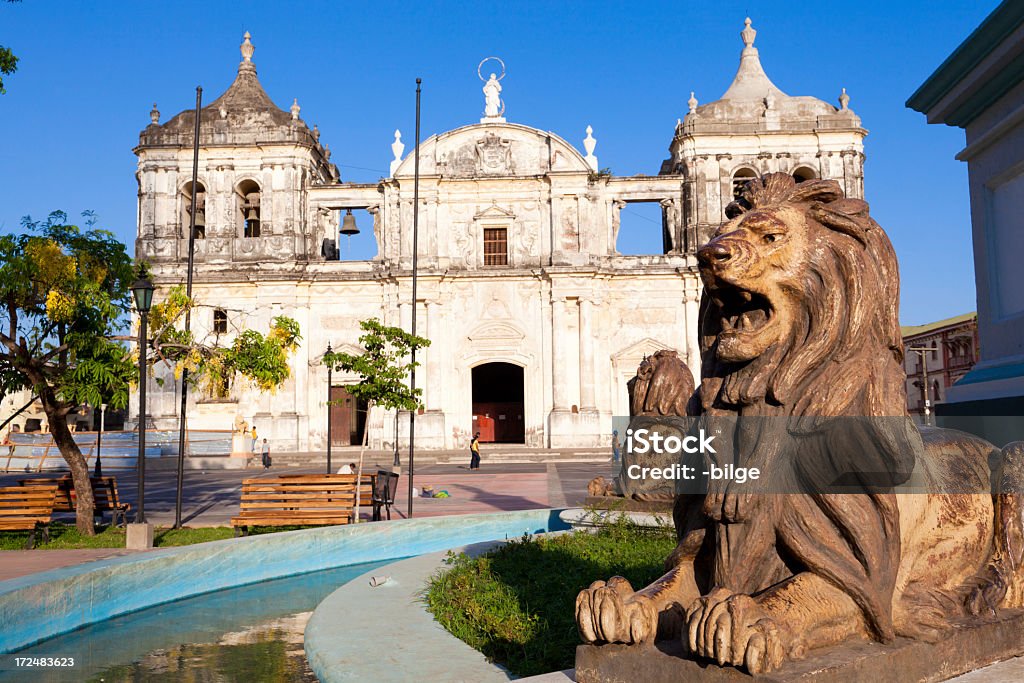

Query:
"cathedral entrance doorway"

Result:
[[471, 362, 525, 443], [329, 386, 367, 446]]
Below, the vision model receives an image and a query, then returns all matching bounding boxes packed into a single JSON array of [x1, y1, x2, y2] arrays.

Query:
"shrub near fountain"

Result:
[[425, 516, 675, 678]]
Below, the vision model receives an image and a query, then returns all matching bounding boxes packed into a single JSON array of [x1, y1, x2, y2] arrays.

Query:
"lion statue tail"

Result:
[[965, 441, 1024, 616]]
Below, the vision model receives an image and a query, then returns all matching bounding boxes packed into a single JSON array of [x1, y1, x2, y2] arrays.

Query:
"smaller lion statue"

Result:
[[626, 350, 695, 418]]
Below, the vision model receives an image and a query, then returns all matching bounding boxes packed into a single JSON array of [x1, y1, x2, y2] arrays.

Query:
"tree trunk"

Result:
[[353, 401, 372, 524], [45, 408, 96, 535]]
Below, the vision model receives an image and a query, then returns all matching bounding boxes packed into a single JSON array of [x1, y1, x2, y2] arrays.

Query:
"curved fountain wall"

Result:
[[0, 508, 567, 653]]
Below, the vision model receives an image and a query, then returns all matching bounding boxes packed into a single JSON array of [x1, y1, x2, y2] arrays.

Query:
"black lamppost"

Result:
[[93, 403, 107, 478], [132, 275, 155, 524], [908, 345, 940, 426], [393, 410, 400, 467], [326, 343, 333, 474]]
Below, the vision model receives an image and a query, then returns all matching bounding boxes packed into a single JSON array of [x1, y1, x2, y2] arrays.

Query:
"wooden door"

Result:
[[329, 386, 352, 446]]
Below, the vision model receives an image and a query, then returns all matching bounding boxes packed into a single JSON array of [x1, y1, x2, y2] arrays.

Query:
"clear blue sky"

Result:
[[0, 0, 995, 325]]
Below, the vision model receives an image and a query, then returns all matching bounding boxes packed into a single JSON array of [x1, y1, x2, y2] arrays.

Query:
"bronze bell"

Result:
[[340, 209, 359, 237], [246, 206, 259, 222], [194, 207, 206, 228]]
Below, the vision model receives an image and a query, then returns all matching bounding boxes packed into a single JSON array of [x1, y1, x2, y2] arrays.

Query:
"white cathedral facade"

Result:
[[134, 20, 865, 453]]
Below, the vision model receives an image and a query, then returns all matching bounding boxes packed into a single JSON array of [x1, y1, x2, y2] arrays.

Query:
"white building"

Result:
[[134, 21, 865, 453]]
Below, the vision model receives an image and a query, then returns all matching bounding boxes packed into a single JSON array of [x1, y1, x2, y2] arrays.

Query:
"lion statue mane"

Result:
[[576, 173, 1024, 674]]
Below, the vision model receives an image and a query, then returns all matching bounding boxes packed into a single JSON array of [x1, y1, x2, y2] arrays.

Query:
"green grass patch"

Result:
[[424, 514, 677, 677], [0, 522, 312, 550]]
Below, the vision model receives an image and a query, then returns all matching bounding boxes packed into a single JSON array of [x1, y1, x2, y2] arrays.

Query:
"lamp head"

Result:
[[131, 274, 155, 313]]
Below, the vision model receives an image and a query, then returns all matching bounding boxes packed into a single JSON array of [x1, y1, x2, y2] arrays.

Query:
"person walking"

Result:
[[611, 430, 621, 463], [469, 432, 481, 470], [261, 438, 271, 470]]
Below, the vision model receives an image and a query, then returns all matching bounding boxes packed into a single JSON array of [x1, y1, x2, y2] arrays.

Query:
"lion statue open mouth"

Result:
[[576, 172, 1024, 674]]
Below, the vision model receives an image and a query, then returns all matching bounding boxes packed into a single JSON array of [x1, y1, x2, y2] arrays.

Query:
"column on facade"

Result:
[[551, 296, 569, 410], [578, 297, 597, 410], [424, 300, 442, 410]]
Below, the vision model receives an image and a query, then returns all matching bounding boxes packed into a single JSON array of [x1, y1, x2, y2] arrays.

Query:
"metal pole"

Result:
[[393, 409, 400, 467], [921, 352, 931, 427], [907, 345, 939, 427], [94, 404, 106, 478], [174, 86, 202, 529], [408, 78, 421, 519], [326, 343, 333, 474], [136, 312, 148, 524]]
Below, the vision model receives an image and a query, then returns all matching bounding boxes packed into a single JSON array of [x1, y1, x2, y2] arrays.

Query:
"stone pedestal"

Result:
[[126, 522, 154, 549], [576, 608, 1024, 682], [549, 409, 603, 448]]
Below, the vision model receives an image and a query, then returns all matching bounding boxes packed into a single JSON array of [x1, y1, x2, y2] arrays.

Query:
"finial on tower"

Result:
[[150, 103, 160, 125], [583, 125, 598, 172], [290, 98, 301, 121], [241, 32, 255, 64], [688, 91, 698, 114], [741, 18, 756, 48], [839, 87, 850, 111], [390, 129, 405, 176]]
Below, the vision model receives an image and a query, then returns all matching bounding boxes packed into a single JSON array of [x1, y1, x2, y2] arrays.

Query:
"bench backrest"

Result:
[[0, 485, 58, 522], [18, 477, 73, 510], [277, 473, 374, 504], [19, 476, 125, 511]]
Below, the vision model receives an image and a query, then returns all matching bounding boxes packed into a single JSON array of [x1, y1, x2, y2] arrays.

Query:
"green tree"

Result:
[[323, 318, 429, 521], [0, 212, 136, 534], [0, 211, 302, 534], [144, 285, 301, 400], [1, 1, 21, 95]]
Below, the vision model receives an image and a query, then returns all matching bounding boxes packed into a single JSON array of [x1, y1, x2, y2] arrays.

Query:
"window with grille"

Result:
[[213, 309, 228, 334], [483, 227, 508, 266]]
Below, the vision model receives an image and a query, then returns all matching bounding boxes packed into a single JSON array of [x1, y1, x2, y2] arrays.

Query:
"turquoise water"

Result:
[[1, 559, 395, 682]]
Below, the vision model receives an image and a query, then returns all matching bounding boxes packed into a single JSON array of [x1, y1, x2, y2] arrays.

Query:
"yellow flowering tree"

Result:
[[0, 212, 136, 534], [146, 286, 301, 399], [0, 211, 302, 535]]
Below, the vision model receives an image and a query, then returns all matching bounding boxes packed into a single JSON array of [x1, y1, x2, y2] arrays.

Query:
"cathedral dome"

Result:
[[685, 19, 857, 129], [139, 33, 321, 150]]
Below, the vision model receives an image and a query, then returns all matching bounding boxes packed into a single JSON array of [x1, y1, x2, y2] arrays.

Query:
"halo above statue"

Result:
[[477, 56, 506, 82], [478, 57, 506, 120]]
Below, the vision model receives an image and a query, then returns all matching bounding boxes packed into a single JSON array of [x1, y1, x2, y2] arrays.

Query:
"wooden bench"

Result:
[[231, 473, 376, 536], [0, 485, 58, 548], [19, 475, 131, 526]]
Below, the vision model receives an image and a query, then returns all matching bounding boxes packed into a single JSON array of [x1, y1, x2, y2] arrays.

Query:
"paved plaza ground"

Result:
[[0, 459, 619, 581], [2, 459, 1023, 682]]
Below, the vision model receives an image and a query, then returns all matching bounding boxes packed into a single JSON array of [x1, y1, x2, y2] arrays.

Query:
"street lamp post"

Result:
[[94, 403, 107, 478], [907, 345, 939, 426], [393, 410, 400, 468], [326, 343, 333, 475], [132, 275, 155, 524], [408, 77, 422, 519]]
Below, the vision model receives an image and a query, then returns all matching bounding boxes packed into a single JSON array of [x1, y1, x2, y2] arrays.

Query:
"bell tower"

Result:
[[134, 32, 338, 267], [663, 18, 867, 249]]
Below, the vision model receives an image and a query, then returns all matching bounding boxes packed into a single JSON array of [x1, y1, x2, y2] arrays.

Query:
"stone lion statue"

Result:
[[627, 350, 695, 418], [588, 351, 695, 499], [576, 173, 1024, 674]]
